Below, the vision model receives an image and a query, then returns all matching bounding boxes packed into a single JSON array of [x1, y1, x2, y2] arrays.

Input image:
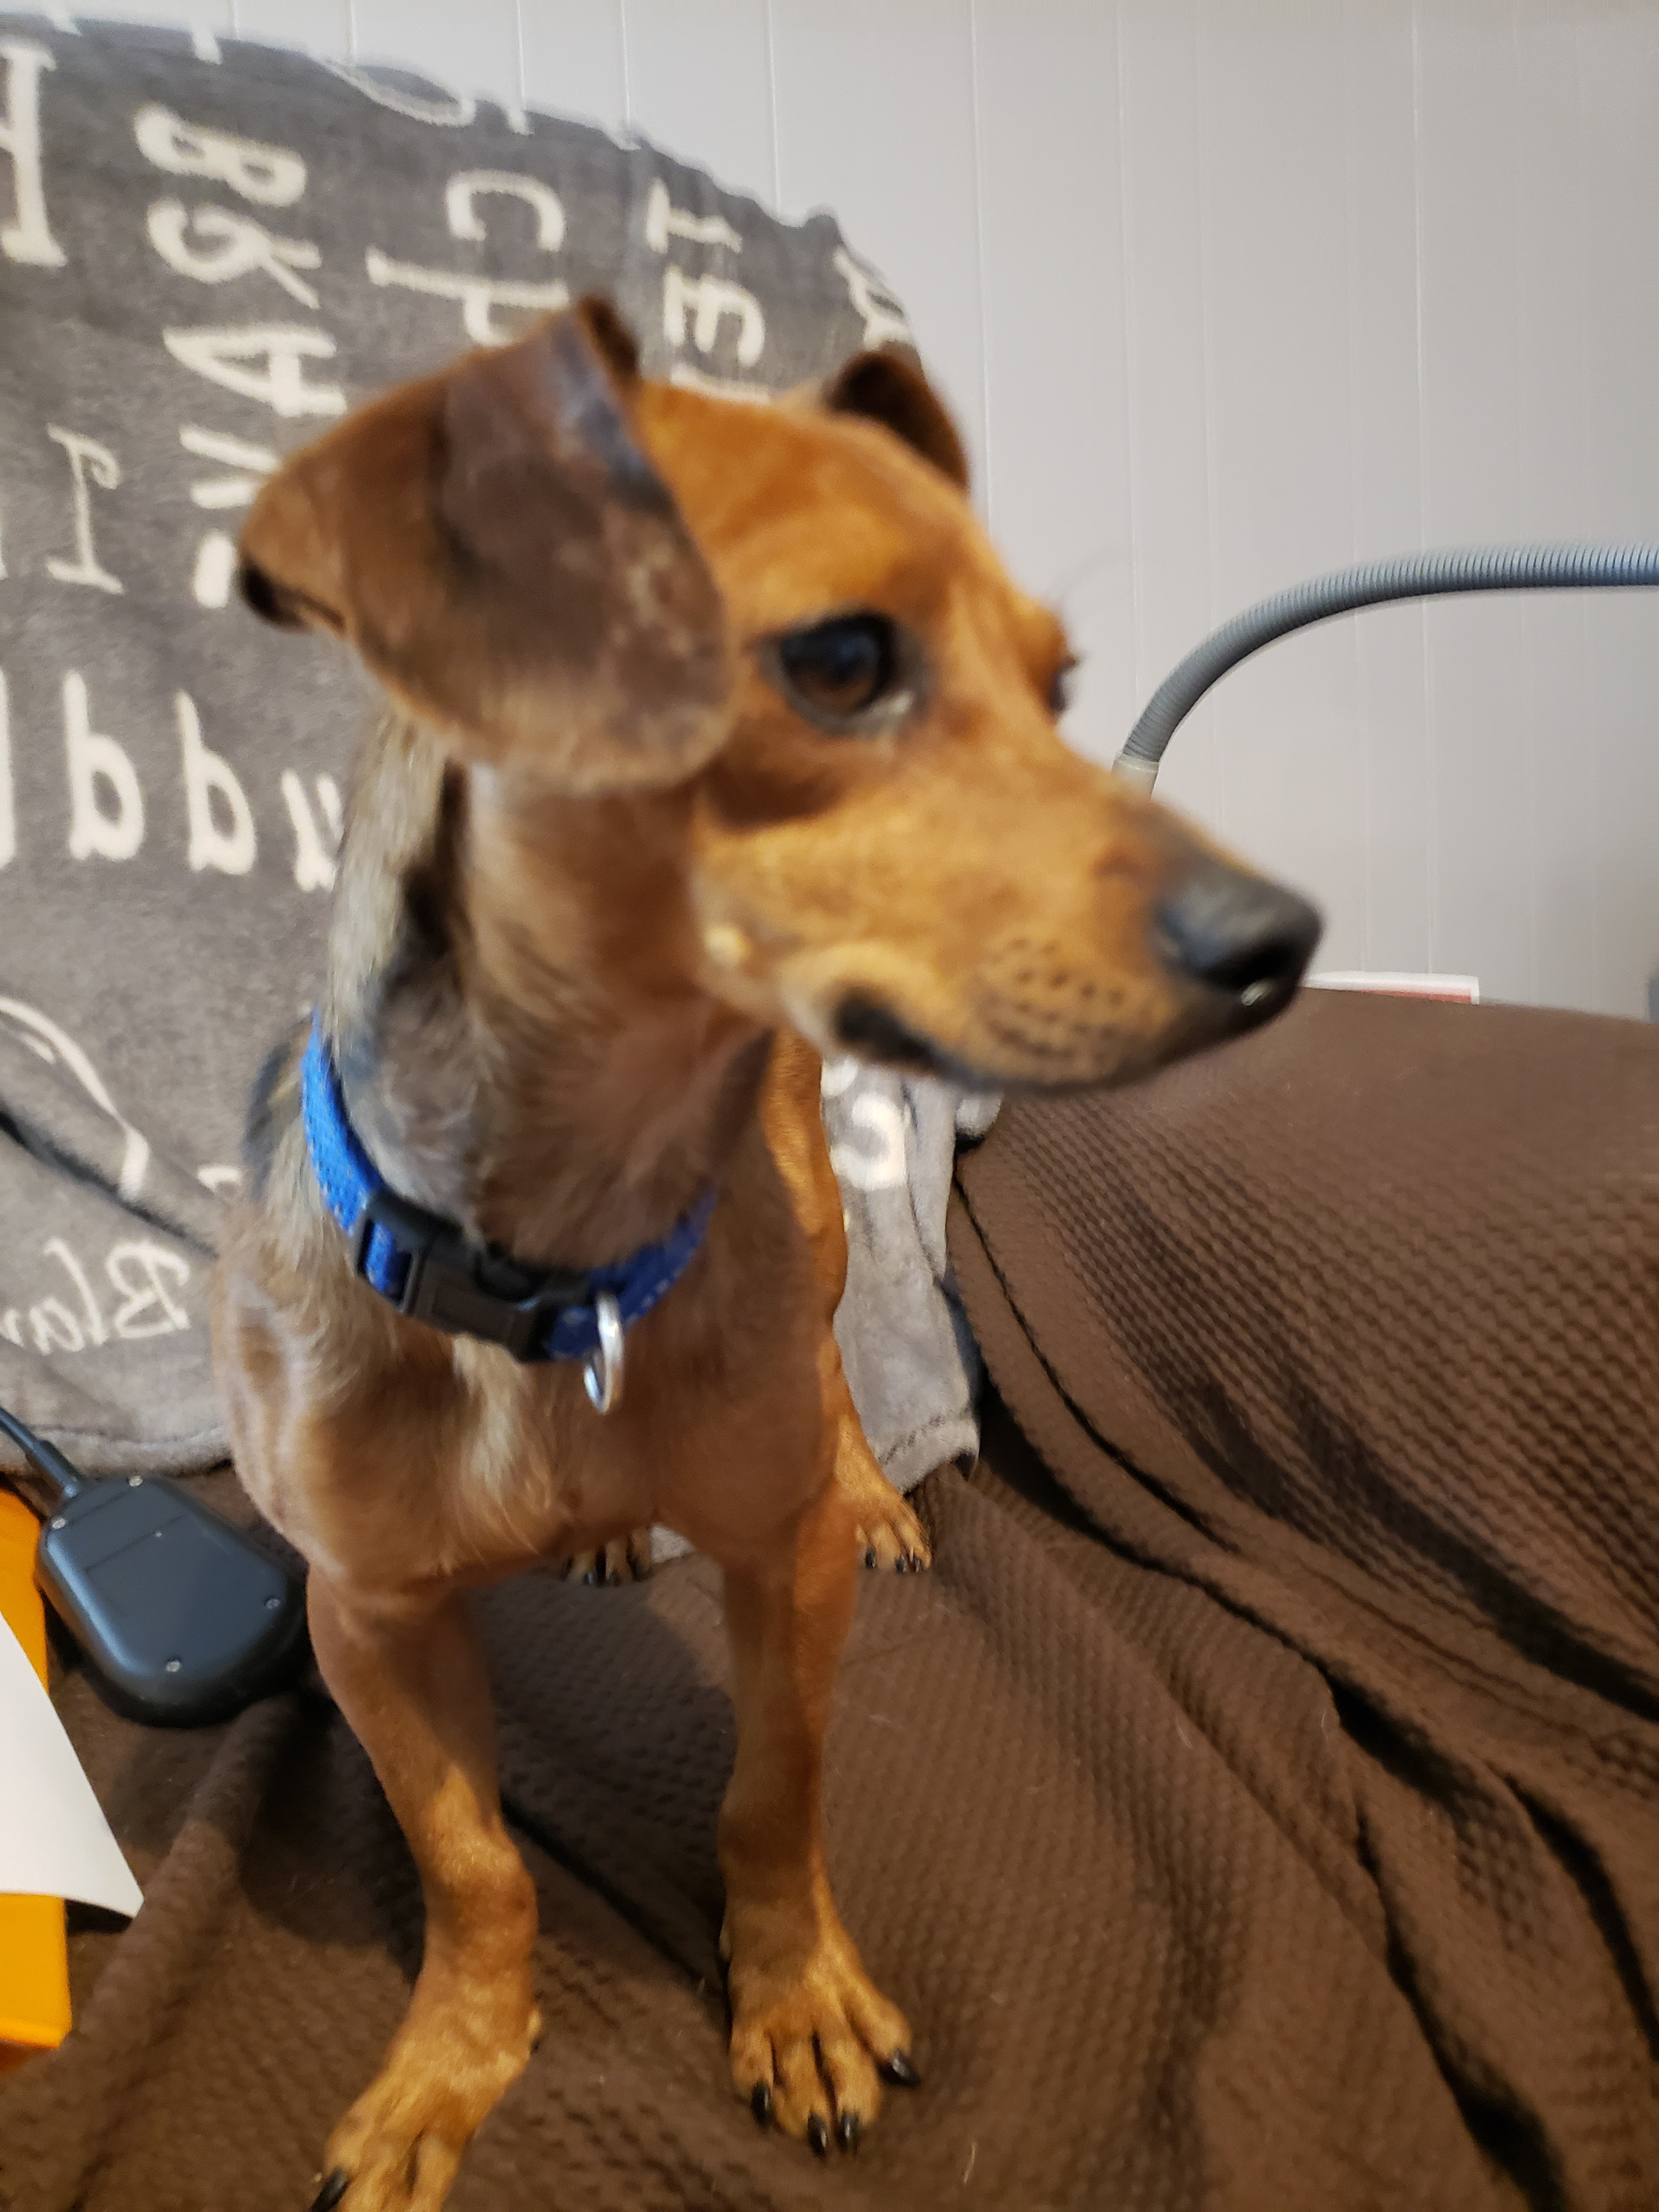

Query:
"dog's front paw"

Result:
[[854, 1485, 932, 1575], [558, 1528, 652, 1586], [727, 1923, 918, 2154], [310, 1989, 540, 2210], [833, 1441, 932, 1573]]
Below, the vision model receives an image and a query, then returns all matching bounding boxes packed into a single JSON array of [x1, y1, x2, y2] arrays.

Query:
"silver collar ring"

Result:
[[583, 1291, 625, 1416]]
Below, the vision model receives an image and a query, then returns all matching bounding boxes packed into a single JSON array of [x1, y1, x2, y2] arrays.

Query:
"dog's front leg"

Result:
[[306, 1577, 540, 2212], [720, 1478, 917, 2153]]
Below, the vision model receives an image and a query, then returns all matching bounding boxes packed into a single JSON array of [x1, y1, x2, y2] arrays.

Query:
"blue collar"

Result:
[[300, 1020, 715, 1391]]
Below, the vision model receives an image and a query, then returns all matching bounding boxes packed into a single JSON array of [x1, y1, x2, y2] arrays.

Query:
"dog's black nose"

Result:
[[1153, 861, 1322, 1006]]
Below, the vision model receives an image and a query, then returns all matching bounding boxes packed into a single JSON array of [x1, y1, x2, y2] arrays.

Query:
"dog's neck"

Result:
[[324, 716, 769, 1269]]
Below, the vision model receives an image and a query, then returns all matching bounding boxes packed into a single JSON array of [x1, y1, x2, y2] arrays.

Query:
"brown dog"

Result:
[[213, 298, 1319, 2210]]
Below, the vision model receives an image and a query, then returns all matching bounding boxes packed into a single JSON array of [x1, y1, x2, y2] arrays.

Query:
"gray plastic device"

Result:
[[2, 1407, 308, 1725]]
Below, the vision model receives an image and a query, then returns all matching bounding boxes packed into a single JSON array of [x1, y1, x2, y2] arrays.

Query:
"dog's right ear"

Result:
[[236, 300, 731, 793], [821, 347, 970, 492]]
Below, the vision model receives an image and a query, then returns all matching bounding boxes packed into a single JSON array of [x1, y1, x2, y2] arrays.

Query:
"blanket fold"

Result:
[[951, 986, 1659, 2211]]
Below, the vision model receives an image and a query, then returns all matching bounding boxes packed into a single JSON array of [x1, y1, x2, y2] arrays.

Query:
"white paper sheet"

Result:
[[0, 1612, 143, 1917]]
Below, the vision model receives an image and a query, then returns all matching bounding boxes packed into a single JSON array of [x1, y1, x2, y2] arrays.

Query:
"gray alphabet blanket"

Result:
[[0, 15, 988, 1492]]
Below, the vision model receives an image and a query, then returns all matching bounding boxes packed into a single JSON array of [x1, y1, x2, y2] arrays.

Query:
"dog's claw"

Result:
[[309, 2172, 349, 2212], [864, 1547, 876, 1569], [882, 2049, 922, 2087], [566, 1534, 652, 1587], [837, 2112, 861, 2153], [751, 2083, 773, 2128], [807, 2114, 830, 2159]]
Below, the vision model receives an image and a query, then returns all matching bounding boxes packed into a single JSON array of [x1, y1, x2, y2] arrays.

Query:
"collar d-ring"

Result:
[[583, 1291, 625, 1415]]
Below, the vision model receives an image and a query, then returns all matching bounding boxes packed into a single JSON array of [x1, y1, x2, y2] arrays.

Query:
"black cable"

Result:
[[0, 1403, 84, 1513], [1113, 540, 1659, 791]]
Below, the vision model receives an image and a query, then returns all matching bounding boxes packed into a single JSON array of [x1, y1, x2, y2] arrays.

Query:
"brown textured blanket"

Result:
[[3, 987, 1656, 2211]]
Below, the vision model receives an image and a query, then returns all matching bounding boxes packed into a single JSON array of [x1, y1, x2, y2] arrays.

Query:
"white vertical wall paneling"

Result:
[[1114, 1, 1221, 841], [1414, 4, 1531, 1006], [1343, 2, 1431, 977], [970, 0, 1134, 773], [518, 1, 626, 135], [229, 0, 349, 56], [1575, 3, 1659, 1019], [1191, 2, 1366, 974], [349, 0, 523, 115], [767, 0, 988, 501], [1513, 1, 1593, 1015], [74, 0, 231, 41], [622, 0, 775, 210]]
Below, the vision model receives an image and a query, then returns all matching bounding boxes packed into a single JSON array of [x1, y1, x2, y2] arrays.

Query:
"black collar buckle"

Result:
[[349, 1186, 588, 1363]]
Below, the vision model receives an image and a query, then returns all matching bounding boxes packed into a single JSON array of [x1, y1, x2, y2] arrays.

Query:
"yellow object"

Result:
[[0, 1488, 71, 2068]]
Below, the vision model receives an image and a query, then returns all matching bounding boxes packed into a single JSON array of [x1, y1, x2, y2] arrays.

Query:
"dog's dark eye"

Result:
[[1047, 659, 1076, 716], [771, 613, 907, 730]]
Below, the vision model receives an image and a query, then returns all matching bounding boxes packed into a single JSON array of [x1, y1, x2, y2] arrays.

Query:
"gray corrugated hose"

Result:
[[1111, 541, 1659, 794]]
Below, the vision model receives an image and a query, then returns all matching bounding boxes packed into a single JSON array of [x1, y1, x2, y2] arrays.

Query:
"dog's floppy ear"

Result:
[[821, 347, 970, 492], [236, 298, 731, 792]]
